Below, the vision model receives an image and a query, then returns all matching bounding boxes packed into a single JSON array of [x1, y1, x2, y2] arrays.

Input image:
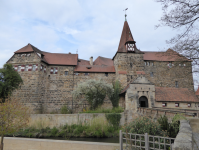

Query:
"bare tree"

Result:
[[156, 0, 199, 79]]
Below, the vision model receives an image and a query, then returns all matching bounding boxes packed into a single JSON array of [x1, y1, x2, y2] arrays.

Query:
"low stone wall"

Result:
[[4, 137, 119, 150], [173, 120, 193, 150], [137, 107, 198, 121], [29, 113, 125, 128], [187, 117, 199, 133]]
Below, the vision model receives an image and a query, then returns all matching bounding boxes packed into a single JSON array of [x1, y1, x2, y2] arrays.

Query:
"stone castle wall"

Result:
[[114, 53, 194, 91], [7, 51, 195, 113], [7, 52, 116, 113]]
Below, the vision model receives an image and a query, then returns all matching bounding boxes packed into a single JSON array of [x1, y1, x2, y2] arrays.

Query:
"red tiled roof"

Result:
[[136, 71, 145, 75], [14, 44, 34, 53], [196, 86, 199, 96], [94, 56, 114, 66], [117, 21, 136, 53], [75, 56, 115, 73], [118, 71, 127, 74], [43, 52, 78, 65], [155, 87, 199, 102], [143, 49, 191, 62]]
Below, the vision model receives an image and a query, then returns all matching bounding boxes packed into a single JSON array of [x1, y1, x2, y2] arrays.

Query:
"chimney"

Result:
[[90, 56, 93, 65]]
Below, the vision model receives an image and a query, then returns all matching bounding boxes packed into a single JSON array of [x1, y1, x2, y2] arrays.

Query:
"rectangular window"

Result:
[[18, 66, 21, 72], [175, 103, 179, 107], [144, 62, 147, 66], [75, 73, 79, 76], [168, 62, 172, 68], [105, 73, 108, 77], [53, 68, 56, 74], [147, 62, 150, 66], [175, 81, 178, 88], [151, 62, 154, 66], [85, 73, 89, 76], [25, 65, 29, 71], [150, 72, 154, 77], [65, 71, 68, 75], [162, 103, 167, 107], [188, 103, 191, 107], [32, 65, 36, 71]]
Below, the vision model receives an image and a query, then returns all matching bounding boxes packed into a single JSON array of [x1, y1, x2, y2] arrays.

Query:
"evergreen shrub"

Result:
[[105, 113, 121, 129]]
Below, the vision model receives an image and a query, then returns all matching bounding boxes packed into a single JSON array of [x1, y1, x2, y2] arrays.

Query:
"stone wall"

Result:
[[7, 52, 116, 113], [173, 120, 193, 150], [155, 101, 199, 110], [144, 61, 194, 92], [29, 113, 125, 128]]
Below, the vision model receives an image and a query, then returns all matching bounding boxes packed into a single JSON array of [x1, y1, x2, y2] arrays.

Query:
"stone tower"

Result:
[[113, 20, 145, 88]]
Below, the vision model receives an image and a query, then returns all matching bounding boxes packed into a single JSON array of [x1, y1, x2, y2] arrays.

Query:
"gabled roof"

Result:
[[155, 87, 199, 102], [196, 86, 199, 96], [14, 43, 78, 65], [94, 56, 114, 66], [42, 52, 78, 66], [74, 56, 115, 73], [143, 49, 191, 62], [14, 44, 39, 54]]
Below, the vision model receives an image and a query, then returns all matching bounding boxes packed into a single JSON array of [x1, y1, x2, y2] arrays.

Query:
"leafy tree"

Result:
[[0, 97, 30, 150], [0, 64, 23, 103], [108, 80, 122, 108], [156, 0, 199, 76], [72, 79, 113, 110]]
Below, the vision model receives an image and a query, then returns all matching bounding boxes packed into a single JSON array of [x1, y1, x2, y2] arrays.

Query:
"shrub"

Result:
[[60, 105, 71, 114], [157, 114, 185, 138], [108, 80, 122, 108], [105, 113, 121, 129], [72, 79, 113, 110], [50, 127, 59, 136], [123, 116, 167, 136]]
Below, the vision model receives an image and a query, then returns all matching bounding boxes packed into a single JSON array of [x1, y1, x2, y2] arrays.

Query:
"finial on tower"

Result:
[[123, 8, 128, 21]]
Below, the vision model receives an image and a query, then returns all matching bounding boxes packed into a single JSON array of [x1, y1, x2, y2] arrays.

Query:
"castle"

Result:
[[7, 19, 199, 114]]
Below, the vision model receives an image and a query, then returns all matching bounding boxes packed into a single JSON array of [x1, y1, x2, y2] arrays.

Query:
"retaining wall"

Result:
[[29, 113, 125, 128]]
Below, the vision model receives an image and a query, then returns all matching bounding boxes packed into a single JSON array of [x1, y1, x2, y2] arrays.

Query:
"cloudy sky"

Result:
[[0, 0, 198, 90]]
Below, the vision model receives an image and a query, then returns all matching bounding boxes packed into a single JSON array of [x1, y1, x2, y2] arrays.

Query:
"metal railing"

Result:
[[120, 130, 175, 150]]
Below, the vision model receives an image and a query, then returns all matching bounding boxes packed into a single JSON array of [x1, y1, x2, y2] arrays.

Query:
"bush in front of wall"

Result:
[[108, 80, 122, 108], [123, 116, 167, 136], [60, 105, 72, 114], [157, 114, 185, 138], [105, 113, 121, 129]]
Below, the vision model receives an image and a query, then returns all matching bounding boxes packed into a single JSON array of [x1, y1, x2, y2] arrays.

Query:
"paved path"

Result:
[[193, 133, 199, 150]]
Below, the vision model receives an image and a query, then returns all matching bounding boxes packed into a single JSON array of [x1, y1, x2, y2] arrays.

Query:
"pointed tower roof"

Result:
[[196, 86, 199, 96], [113, 21, 144, 59], [117, 21, 135, 53]]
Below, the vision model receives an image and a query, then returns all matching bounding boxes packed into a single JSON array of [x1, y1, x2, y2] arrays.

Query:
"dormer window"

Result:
[[127, 43, 135, 51], [125, 33, 136, 52]]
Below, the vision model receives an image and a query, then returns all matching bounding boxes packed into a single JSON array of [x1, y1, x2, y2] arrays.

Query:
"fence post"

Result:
[[120, 130, 123, 150], [145, 133, 149, 150]]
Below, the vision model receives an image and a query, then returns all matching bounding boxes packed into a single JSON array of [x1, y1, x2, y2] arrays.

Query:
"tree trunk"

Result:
[[0, 135, 4, 150]]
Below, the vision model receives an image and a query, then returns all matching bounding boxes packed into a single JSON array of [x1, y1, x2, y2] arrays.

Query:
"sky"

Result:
[[0, 0, 198, 90]]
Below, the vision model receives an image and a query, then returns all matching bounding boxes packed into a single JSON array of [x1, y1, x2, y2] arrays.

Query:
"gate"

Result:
[[119, 130, 175, 150]]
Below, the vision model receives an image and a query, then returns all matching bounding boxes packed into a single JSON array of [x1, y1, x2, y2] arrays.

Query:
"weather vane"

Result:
[[123, 8, 128, 21]]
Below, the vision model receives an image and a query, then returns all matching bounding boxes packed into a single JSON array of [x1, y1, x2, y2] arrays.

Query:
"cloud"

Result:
[[0, 0, 198, 87]]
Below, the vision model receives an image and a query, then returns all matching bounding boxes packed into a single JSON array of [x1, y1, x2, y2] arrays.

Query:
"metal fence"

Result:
[[119, 130, 175, 150]]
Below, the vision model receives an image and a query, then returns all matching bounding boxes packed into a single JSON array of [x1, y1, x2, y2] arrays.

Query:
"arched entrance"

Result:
[[139, 96, 148, 107]]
